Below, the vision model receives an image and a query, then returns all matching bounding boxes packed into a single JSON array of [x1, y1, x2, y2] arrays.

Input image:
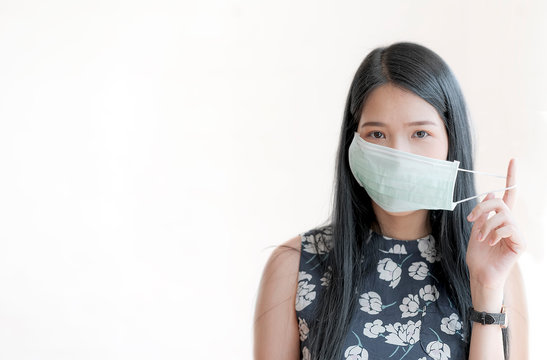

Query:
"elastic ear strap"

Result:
[[454, 184, 518, 204], [458, 168, 507, 179]]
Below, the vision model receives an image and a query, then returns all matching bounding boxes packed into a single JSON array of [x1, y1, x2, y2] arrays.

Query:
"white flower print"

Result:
[[441, 313, 463, 335], [418, 358, 427, 360], [419, 284, 439, 303], [298, 317, 309, 341], [426, 340, 451, 360], [417, 235, 441, 263], [408, 261, 429, 280], [426, 327, 452, 360], [359, 291, 396, 314], [384, 319, 421, 346], [377, 258, 402, 288], [359, 291, 382, 315], [363, 319, 386, 338], [295, 271, 316, 311], [345, 331, 369, 360], [301, 230, 333, 254], [302, 346, 311, 360], [344, 345, 368, 360], [359, 291, 381, 314], [399, 294, 420, 318], [320, 266, 332, 287], [379, 244, 407, 254]]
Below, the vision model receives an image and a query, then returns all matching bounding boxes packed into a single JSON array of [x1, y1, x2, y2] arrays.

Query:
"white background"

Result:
[[0, 0, 545, 359]]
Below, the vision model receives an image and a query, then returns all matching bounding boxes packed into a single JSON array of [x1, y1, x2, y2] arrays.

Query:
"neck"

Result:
[[371, 202, 431, 241]]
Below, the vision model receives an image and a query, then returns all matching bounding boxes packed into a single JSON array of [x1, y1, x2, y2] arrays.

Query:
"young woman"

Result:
[[253, 42, 528, 360]]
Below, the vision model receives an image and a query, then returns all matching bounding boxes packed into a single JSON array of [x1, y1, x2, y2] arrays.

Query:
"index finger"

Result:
[[503, 158, 518, 209]]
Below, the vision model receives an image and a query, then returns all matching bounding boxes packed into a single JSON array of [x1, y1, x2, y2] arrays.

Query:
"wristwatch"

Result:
[[469, 305, 508, 328]]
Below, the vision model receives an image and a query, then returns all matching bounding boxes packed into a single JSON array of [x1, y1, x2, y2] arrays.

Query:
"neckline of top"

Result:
[[370, 229, 431, 242]]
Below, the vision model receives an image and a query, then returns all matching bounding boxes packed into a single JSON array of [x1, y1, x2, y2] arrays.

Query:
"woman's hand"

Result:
[[465, 158, 526, 306]]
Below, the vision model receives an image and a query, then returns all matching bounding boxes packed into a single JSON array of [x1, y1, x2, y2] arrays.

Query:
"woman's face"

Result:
[[357, 83, 450, 218], [357, 83, 449, 160]]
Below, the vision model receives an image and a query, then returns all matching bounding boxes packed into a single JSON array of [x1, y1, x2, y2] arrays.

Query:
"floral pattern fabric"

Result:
[[295, 225, 468, 360]]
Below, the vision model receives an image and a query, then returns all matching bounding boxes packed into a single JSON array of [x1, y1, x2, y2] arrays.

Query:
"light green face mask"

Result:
[[348, 132, 516, 212]]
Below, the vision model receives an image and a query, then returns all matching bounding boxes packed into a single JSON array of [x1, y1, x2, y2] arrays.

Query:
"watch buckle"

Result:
[[500, 304, 508, 329], [479, 311, 487, 325]]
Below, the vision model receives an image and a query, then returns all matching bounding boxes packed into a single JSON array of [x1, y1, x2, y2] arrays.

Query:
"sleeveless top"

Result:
[[295, 225, 469, 360]]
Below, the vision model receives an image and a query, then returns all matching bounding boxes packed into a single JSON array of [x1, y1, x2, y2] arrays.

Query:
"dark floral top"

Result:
[[295, 225, 469, 360]]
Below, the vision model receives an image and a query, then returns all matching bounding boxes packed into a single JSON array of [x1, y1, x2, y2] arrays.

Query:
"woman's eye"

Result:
[[369, 131, 384, 139], [414, 130, 429, 138]]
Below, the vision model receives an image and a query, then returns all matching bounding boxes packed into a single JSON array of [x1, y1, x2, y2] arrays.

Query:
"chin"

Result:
[[384, 209, 418, 216], [372, 201, 423, 216]]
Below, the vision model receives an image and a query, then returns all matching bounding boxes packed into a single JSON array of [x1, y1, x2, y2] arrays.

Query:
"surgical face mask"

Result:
[[348, 131, 516, 212]]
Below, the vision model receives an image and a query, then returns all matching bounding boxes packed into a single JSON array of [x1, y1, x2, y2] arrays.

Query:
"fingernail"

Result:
[[467, 213, 473, 221]]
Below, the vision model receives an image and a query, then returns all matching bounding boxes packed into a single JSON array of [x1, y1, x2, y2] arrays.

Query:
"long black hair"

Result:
[[306, 42, 509, 359]]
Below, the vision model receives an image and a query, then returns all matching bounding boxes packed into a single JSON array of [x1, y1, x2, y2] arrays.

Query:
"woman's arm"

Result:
[[468, 280, 505, 359], [505, 262, 529, 359], [468, 262, 528, 359], [253, 235, 302, 360], [466, 159, 527, 359]]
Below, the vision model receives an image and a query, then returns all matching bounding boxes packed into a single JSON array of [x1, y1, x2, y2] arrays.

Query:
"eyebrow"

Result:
[[362, 121, 438, 127]]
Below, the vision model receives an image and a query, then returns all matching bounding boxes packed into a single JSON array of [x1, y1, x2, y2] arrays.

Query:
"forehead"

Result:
[[359, 84, 443, 126]]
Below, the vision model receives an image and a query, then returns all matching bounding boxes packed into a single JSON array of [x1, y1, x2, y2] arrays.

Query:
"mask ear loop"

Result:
[[453, 168, 517, 205], [454, 185, 517, 205]]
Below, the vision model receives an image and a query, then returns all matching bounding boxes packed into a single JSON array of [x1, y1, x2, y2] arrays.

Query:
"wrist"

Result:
[[470, 279, 504, 313]]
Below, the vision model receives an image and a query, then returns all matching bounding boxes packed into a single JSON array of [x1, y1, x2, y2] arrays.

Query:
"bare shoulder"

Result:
[[277, 234, 302, 255], [257, 234, 302, 299], [261, 235, 302, 280], [504, 261, 529, 359], [253, 234, 302, 360]]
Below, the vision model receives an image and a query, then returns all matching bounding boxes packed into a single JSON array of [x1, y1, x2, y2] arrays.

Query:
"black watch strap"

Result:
[[468, 306, 508, 328]]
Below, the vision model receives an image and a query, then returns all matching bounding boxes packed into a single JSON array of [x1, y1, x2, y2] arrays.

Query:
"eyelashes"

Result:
[[367, 130, 431, 139], [414, 130, 429, 138], [368, 131, 384, 139]]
